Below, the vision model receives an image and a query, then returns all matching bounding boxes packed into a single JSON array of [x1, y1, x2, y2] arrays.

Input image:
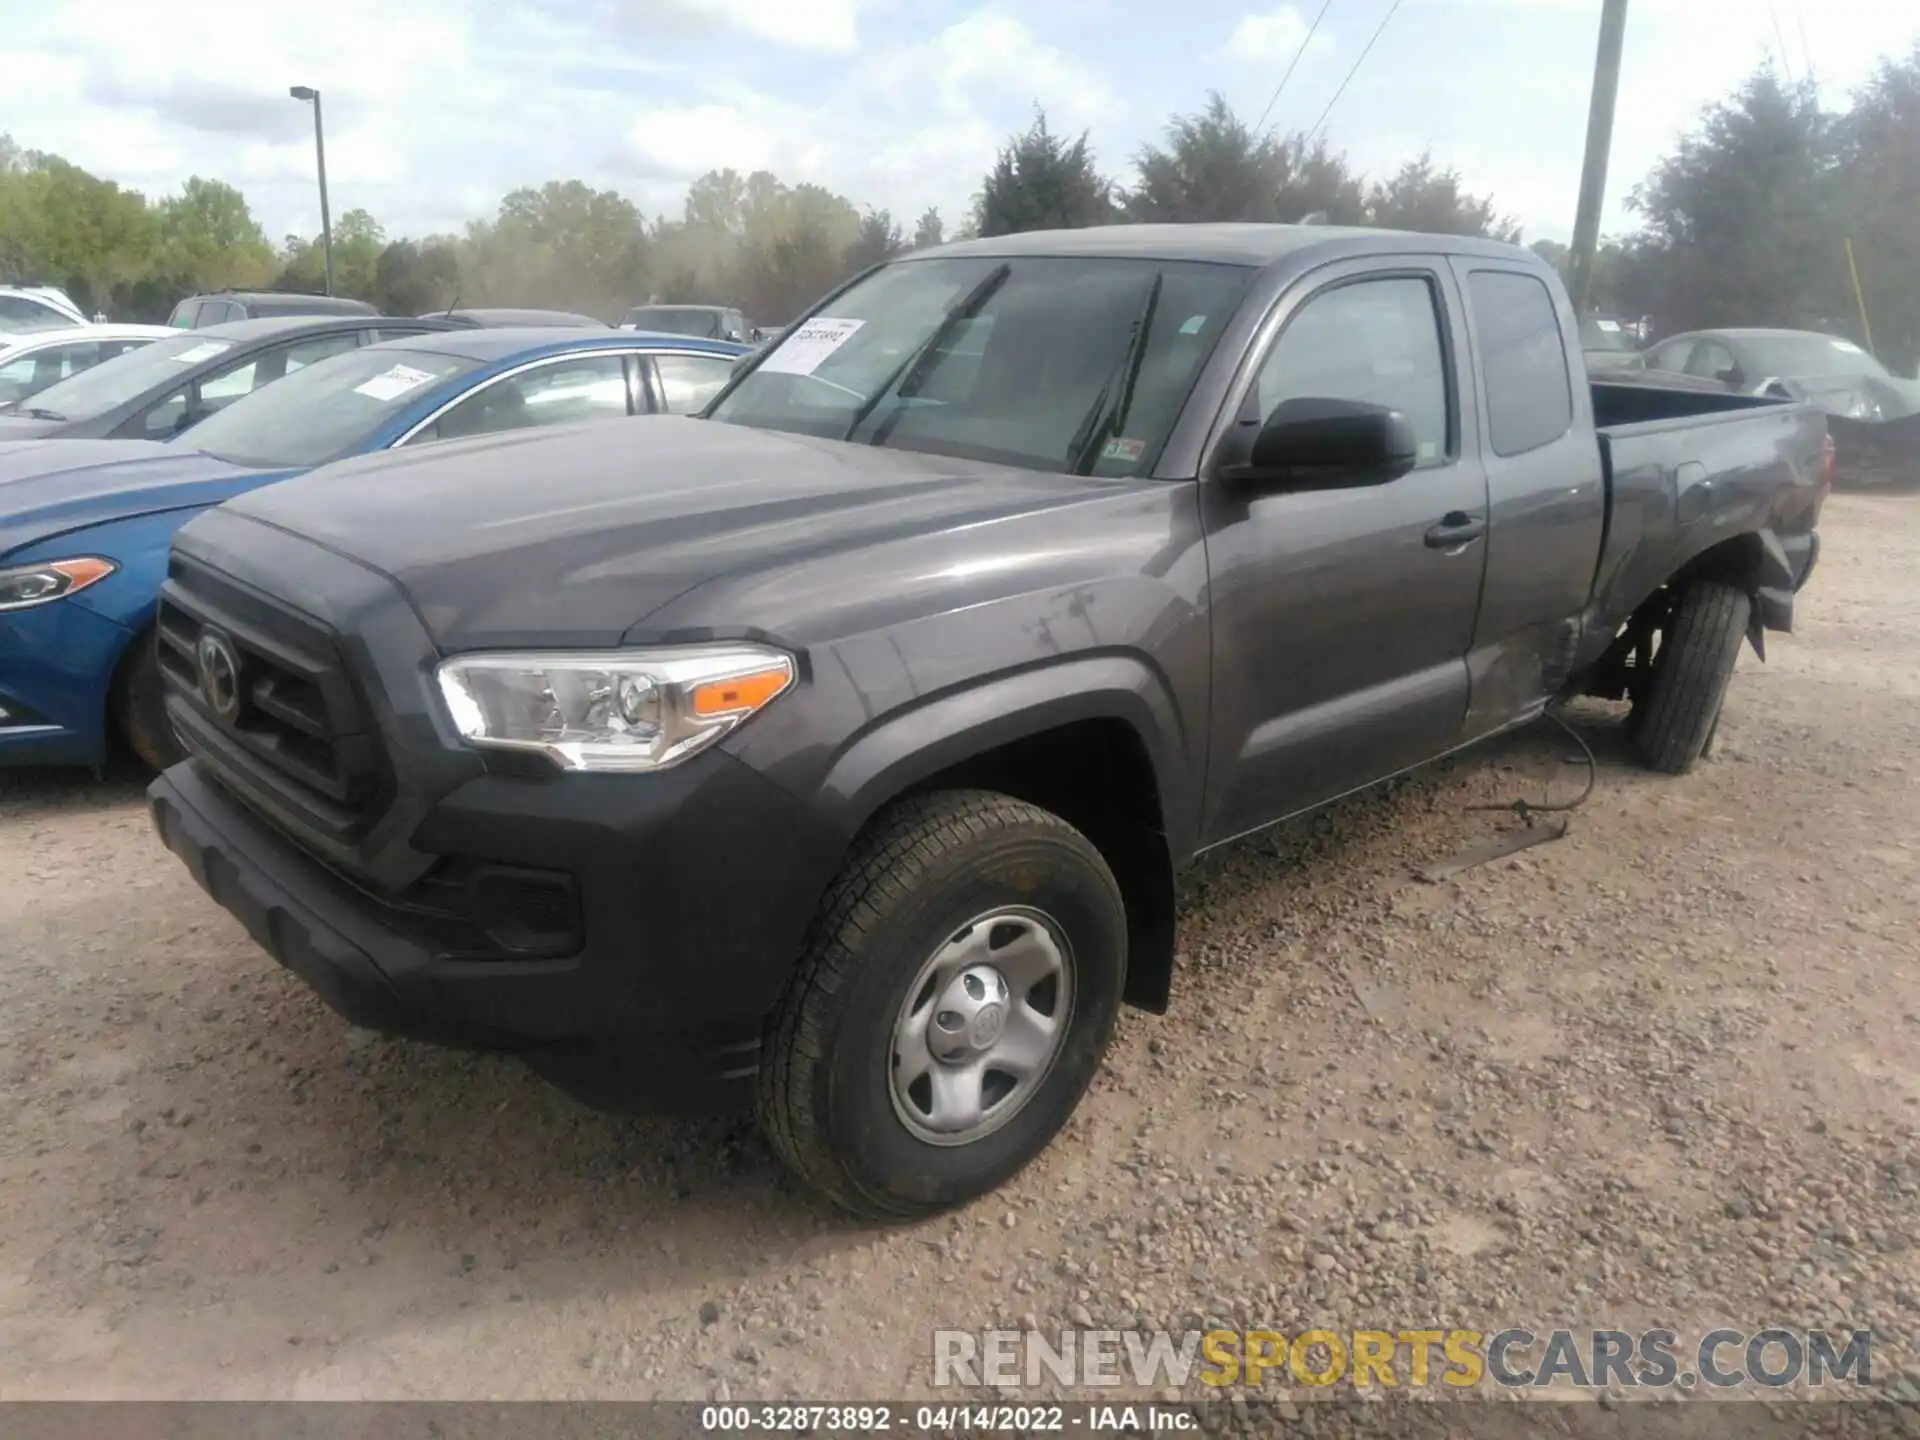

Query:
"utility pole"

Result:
[[1568, 0, 1629, 317], [289, 86, 334, 296]]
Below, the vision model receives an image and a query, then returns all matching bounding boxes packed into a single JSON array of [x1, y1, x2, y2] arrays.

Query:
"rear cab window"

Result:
[[1464, 270, 1573, 457]]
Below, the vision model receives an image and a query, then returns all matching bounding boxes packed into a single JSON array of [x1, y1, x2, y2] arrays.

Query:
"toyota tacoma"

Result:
[[146, 225, 1830, 1217]]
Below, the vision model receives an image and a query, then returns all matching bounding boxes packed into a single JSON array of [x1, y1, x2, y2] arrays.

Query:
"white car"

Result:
[[0, 324, 176, 409], [0, 285, 93, 332]]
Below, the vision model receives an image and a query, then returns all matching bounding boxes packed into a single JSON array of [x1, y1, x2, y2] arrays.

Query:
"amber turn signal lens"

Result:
[[689, 667, 792, 718]]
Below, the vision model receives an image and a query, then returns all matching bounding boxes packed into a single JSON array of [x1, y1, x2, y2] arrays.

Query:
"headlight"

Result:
[[435, 644, 796, 773], [1846, 396, 1883, 421], [0, 557, 118, 612]]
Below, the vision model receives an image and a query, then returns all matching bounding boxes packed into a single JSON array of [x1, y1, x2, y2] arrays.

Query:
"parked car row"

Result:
[[0, 312, 747, 769]]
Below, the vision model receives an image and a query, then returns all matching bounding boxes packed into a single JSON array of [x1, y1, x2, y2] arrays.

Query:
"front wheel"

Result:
[[756, 790, 1127, 1220], [118, 629, 184, 771]]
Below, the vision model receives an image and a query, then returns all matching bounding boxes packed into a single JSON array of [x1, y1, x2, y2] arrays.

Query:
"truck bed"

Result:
[[1583, 382, 1827, 659]]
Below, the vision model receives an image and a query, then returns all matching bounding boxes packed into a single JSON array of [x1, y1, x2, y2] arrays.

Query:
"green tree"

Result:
[[373, 236, 460, 315], [153, 177, 273, 293], [0, 149, 154, 305], [1839, 42, 1920, 371], [972, 108, 1115, 237], [1624, 69, 1843, 335], [1127, 94, 1370, 225], [912, 206, 944, 249], [1365, 152, 1518, 240], [844, 209, 903, 273]]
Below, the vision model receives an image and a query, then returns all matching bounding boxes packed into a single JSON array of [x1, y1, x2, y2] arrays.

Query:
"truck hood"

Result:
[[0, 440, 281, 559], [214, 415, 1161, 649]]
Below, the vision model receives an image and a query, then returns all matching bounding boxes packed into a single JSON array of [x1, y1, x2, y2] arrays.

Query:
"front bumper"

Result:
[[0, 599, 135, 767], [149, 751, 846, 1114]]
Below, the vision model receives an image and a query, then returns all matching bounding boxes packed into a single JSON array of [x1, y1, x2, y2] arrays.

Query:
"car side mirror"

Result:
[[1714, 366, 1742, 387], [1220, 397, 1420, 492]]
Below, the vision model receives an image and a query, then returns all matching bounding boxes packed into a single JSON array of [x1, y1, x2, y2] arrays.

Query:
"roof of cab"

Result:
[[918, 222, 1540, 268], [364, 326, 747, 362], [192, 313, 420, 343]]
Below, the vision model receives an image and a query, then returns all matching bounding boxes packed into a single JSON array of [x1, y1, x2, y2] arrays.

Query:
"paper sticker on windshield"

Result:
[[1179, 315, 1208, 335], [173, 341, 232, 363], [759, 317, 865, 375], [1596, 319, 1622, 332], [1101, 437, 1146, 464], [353, 363, 439, 402], [1831, 338, 1864, 353]]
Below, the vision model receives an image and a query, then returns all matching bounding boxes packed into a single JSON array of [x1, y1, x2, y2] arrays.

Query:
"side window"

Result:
[[652, 353, 734, 414], [96, 339, 151, 362], [281, 332, 360, 373], [1251, 275, 1451, 467], [139, 388, 190, 436], [425, 354, 630, 442], [198, 333, 359, 409], [1465, 270, 1573, 458], [1646, 340, 1693, 374], [0, 295, 65, 328], [168, 300, 201, 328], [368, 327, 433, 344], [1686, 340, 1738, 383]]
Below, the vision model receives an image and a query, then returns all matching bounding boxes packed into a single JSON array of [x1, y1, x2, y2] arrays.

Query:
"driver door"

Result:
[[1199, 260, 1490, 845]]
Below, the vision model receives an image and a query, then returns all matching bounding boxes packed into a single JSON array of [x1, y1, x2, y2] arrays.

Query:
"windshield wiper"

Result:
[[1065, 271, 1163, 476], [840, 263, 1012, 444], [24, 407, 67, 422]]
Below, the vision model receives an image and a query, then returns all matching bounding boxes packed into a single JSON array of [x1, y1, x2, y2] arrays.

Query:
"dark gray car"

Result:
[[150, 224, 1828, 1217], [0, 315, 454, 442], [166, 292, 379, 328]]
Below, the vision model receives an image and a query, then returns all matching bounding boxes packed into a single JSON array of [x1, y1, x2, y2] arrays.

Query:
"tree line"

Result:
[[2, 46, 1917, 370]]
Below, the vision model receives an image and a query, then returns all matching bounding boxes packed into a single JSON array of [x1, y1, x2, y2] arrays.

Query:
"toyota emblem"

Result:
[[194, 630, 243, 723]]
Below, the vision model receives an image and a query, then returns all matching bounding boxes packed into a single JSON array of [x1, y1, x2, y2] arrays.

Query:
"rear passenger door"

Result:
[[1450, 262, 1607, 738], [1199, 258, 1490, 844], [404, 353, 634, 443]]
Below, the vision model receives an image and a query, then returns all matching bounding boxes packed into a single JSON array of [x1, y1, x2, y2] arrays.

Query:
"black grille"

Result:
[[157, 555, 387, 839]]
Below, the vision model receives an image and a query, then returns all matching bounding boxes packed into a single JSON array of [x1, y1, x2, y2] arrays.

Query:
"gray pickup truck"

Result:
[[147, 225, 1829, 1217]]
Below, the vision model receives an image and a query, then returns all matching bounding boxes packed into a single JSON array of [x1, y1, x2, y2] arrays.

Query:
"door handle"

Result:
[[1425, 512, 1487, 549]]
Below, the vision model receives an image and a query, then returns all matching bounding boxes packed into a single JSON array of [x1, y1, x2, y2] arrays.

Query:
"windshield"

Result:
[[709, 256, 1253, 476], [1740, 334, 1891, 382], [19, 334, 237, 420], [1579, 317, 1636, 352], [625, 308, 722, 338], [181, 347, 481, 469]]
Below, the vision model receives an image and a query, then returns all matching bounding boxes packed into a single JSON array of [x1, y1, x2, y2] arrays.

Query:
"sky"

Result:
[[3, 0, 1916, 248]]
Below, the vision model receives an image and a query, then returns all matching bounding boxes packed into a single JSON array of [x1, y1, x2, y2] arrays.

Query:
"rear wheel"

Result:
[[1630, 578, 1750, 775], [756, 790, 1127, 1220], [117, 630, 183, 771]]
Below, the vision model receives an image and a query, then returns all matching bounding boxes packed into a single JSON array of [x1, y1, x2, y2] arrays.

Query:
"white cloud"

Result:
[[625, 106, 781, 181], [706, 0, 862, 51], [1223, 4, 1334, 66]]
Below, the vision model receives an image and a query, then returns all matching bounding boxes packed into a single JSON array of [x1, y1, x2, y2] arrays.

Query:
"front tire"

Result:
[[1631, 578, 1750, 776], [756, 790, 1127, 1220], [118, 630, 183, 771]]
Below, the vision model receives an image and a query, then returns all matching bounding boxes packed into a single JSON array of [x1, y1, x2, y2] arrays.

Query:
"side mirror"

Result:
[[1221, 397, 1419, 492]]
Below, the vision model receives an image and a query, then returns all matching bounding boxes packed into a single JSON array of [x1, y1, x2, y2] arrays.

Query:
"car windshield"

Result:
[[1739, 334, 1891, 382], [181, 347, 481, 469], [17, 334, 237, 420], [709, 255, 1253, 476], [624, 307, 722, 338], [1579, 317, 1636, 352]]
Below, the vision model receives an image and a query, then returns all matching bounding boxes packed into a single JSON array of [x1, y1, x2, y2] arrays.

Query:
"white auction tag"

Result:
[[173, 342, 233, 363], [758, 317, 865, 376], [353, 363, 439, 401]]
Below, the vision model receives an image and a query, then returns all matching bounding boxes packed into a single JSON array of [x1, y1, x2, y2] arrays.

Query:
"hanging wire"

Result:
[[1308, 0, 1405, 145], [1253, 0, 1336, 133]]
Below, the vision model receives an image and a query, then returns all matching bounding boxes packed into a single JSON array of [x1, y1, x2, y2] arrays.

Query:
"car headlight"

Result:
[[1846, 395, 1883, 421], [0, 557, 118, 612], [435, 645, 796, 773]]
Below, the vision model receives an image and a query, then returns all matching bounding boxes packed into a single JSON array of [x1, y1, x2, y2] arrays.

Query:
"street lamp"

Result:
[[288, 85, 334, 297]]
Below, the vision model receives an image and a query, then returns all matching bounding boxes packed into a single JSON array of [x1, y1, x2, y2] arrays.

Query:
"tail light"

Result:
[[1818, 433, 1836, 495]]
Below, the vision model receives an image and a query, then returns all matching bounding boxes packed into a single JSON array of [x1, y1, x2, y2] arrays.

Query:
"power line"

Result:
[[1254, 0, 1335, 133], [1795, 4, 1817, 88], [1308, 0, 1405, 144], [1766, 0, 1796, 85]]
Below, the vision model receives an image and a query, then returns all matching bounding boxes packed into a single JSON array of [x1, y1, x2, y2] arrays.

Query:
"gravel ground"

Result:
[[0, 492, 1915, 1408]]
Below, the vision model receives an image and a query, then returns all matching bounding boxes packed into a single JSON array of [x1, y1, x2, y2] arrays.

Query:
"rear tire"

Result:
[[118, 630, 183, 771], [1631, 578, 1749, 776], [755, 789, 1127, 1220]]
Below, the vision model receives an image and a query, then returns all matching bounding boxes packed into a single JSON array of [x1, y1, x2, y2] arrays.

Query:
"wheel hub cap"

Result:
[[889, 908, 1074, 1147]]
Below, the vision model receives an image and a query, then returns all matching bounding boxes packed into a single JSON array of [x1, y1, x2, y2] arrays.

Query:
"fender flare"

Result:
[[816, 652, 1198, 852]]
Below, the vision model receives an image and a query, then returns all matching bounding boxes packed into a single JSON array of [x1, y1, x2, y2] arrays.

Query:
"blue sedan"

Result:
[[0, 327, 746, 768]]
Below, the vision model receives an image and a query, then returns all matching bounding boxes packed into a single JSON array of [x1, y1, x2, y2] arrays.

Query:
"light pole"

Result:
[[288, 85, 334, 297], [1567, 0, 1629, 317]]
